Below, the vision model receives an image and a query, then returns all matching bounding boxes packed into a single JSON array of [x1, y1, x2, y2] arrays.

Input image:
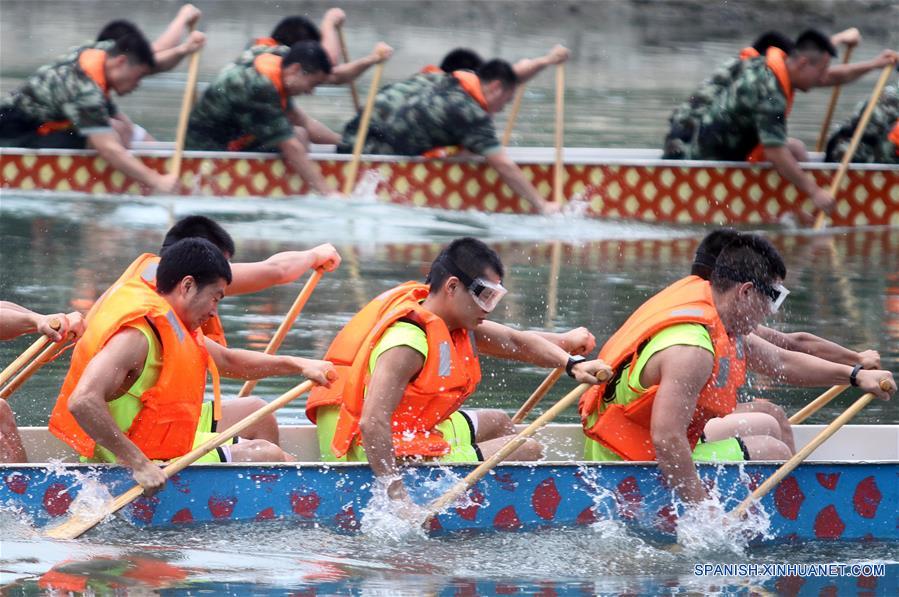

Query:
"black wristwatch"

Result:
[[566, 354, 587, 378], [849, 364, 863, 387]]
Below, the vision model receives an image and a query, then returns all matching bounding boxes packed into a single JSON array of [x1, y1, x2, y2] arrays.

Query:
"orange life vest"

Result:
[[578, 275, 745, 461], [746, 47, 794, 162], [49, 262, 220, 460], [253, 37, 280, 48], [306, 282, 482, 458], [888, 119, 899, 156], [738, 47, 760, 60], [421, 71, 489, 159], [420, 64, 444, 75], [36, 48, 109, 136]]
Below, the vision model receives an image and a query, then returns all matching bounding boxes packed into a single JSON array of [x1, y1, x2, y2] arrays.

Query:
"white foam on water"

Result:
[[359, 476, 429, 541]]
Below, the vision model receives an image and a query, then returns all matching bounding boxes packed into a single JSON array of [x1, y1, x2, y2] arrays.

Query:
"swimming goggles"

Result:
[[433, 256, 508, 312], [715, 265, 790, 313]]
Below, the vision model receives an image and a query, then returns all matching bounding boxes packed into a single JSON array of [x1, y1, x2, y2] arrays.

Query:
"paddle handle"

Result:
[[815, 45, 853, 153], [0, 336, 50, 391], [501, 84, 527, 147], [733, 380, 891, 519], [343, 62, 385, 195], [553, 64, 565, 204], [788, 384, 848, 424], [0, 339, 67, 399], [45, 380, 316, 540], [170, 25, 202, 180], [814, 64, 894, 229], [426, 382, 590, 518], [512, 368, 564, 424], [238, 269, 324, 397], [337, 26, 361, 112]]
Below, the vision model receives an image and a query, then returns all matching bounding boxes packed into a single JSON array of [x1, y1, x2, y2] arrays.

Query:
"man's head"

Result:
[[710, 233, 788, 336], [282, 42, 332, 95], [156, 238, 232, 331], [426, 237, 506, 330], [691, 228, 740, 280], [440, 48, 484, 73], [161, 215, 236, 260], [97, 19, 141, 42], [788, 29, 836, 91], [105, 31, 156, 95], [751, 31, 795, 55], [477, 59, 518, 114], [270, 16, 322, 46]]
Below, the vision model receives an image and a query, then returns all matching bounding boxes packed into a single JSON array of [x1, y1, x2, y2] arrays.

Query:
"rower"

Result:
[[0, 302, 85, 463], [338, 60, 562, 214], [0, 30, 178, 194], [662, 29, 899, 221], [579, 231, 896, 506], [826, 84, 899, 164], [423, 45, 570, 83], [186, 42, 341, 196], [48, 239, 336, 495], [306, 237, 611, 517]]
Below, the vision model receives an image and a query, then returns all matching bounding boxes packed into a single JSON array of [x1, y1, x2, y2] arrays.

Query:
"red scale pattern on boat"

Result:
[[5, 472, 28, 495], [208, 495, 237, 519], [615, 476, 643, 520], [531, 478, 561, 520], [290, 491, 321, 518], [335, 506, 359, 532], [576, 506, 598, 526], [493, 506, 522, 531], [170, 508, 194, 524], [813, 505, 846, 539], [42, 483, 73, 517], [130, 496, 159, 524], [816, 473, 840, 490], [774, 476, 804, 520], [255, 507, 276, 520], [455, 487, 485, 521], [852, 476, 881, 518]]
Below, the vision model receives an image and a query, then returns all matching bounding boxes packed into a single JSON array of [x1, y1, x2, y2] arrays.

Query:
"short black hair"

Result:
[[440, 48, 484, 73], [97, 19, 140, 42], [427, 237, 504, 292], [161, 215, 236, 258], [691, 228, 740, 280], [751, 31, 795, 55], [711, 233, 786, 293], [283, 41, 333, 75], [108, 30, 156, 69], [271, 16, 321, 46], [794, 29, 837, 58], [477, 59, 518, 90], [157, 238, 232, 294]]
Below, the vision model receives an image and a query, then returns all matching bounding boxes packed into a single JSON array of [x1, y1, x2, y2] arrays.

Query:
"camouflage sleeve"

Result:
[[62, 85, 112, 135], [456, 104, 501, 156], [751, 74, 788, 148]]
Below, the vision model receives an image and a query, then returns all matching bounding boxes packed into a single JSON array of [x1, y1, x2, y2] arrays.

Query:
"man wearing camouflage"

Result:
[[338, 59, 560, 215], [826, 85, 899, 164], [0, 31, 177, 194], [186, 41, 339, 196]]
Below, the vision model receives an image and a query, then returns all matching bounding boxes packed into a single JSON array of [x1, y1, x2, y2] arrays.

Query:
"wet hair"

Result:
[[793, 29, 837, 58], [161, 215, 236, 258], [271, 16, 321, 46], [710, 233, 786, 293], [156, 238, 232, 294], [96, 19, 140, 42], [477, 59, 518, 89], [283, 41, 333, 75], [427, 237, 504, 292], [439, 48, 484, 73], [751, 31, 795, 55], [107, 30, 156, 69], [691, 228, 740, 280]]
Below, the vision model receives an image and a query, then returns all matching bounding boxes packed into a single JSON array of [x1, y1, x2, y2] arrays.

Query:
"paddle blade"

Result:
[[44, 485, 144, 540]]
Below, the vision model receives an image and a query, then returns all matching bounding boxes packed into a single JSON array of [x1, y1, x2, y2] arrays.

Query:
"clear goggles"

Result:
[[756, 281, 790, 314], [467, 277, 508, 312]]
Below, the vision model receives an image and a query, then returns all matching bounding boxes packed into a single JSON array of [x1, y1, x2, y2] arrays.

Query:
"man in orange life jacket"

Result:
[[579, 232, 896, 505], [0, 31, 178, 194], [307, 237, 612, 513], [0, 302, 85, 463], [49, 239, 336, 495], [186, 42, 339, 196]]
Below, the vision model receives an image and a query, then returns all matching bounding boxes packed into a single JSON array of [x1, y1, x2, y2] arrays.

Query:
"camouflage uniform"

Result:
[[339, 72, 501, 156], [664, 56, 788, 161], [0, 40, 117, 148], [825, 85, 899, 164], [231, 40, 288, 68], [186, 60, 294, 152]]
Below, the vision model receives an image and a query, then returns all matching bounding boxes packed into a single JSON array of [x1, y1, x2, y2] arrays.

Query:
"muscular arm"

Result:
[[821, 50, 899, 86], [753, 326, 875, 368], [204, 338, 333, 385], [88, 132, 175, 193], [512, 45, 569, 84], [0, 302, 83, 342], [279, 136, 334, 195], [647, 345, 715, 504], [762, 145, 831, 212], [227, 244, 340, 296], [485, 151, 553, 214], [734, 399, 796, 452], [329, 43, 392, 84]]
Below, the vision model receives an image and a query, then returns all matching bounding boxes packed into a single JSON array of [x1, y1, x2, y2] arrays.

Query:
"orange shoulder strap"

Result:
[[764, 47, 793, 114], [253, 53, 288, 109], [254, 37, 279, 47], [739, 47, 760, 60], [888, 119, 899, 154], [421, 64, 444, 75], [452, 70, 488, 110], [78, 48, 109, 96]]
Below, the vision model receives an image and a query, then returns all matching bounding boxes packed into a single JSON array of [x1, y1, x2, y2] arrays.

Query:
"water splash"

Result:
[[359, 476, 429, 541]]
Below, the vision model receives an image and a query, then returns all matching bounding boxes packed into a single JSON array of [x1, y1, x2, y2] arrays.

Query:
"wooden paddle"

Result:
[[501, 85, 527, 147], [169, 23, 202, 181], [815, 45, 854, 153], [342, 62, 385, 195], [814, 64, 895, 229], [553, 64, 566, 205], [45, 379, 318, 540], [337, 25, 361, 112], [238, 269, 324, 397], [788, 384, 848, 424], [0, 340, 70, 399], [511, 368, 564, 424], [732, 379, 892, 519], [426, 379, 599, 522], [0, 318, 60, 390]]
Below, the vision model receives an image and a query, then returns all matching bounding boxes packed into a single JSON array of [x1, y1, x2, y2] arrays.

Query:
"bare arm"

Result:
[[152, 3, 200, 53], [762, 145, 833, 212], [319, 8, 346, 66], [513, 45, 570, 84], [279, 136, 334, 195], [329, 43, 393, 84], [227, 244, 341, 296], [152, 31, 206, 73], [532, 327, 596, 355], [88, 132, 177, 193], [204, 338, 334, 385], [0, 302, 83, 342], [734, 399, 796, 452], [485, 151, 556, 214], [648, 345, 715, 503], [753, 326, 879, 368], [821, 50, 899, 86]]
